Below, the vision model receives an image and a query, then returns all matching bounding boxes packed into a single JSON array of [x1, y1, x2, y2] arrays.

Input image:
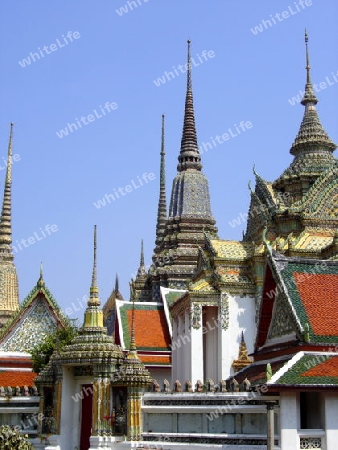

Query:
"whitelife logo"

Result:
[[18, 31, 81, 68]]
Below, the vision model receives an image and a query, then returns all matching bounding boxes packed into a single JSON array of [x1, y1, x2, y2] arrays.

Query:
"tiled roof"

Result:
[[138, 355, 171, 365], [210, 240, 254, 260], [294, 273, 338, 335], [269, 353, 338, 386], [257, 254, 338, 349], [117, 301, 171, 351], [0, 371, 37, 387], [229, 358, 290, 386], [278, 258, 338, 343]]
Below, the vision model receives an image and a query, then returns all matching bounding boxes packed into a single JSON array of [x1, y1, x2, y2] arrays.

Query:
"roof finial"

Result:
[[137, 239, 147, 276], [37, 261, 45, 287], [155, 115, 167, 246], [0, 123, 14, 261], [114, 273, 119, 293], [177, 40, 202, 172], [130, 298, 136, 351], [305, 29, 310, 84], [89, 225, 100, 305], [301, 29, 317, 106]]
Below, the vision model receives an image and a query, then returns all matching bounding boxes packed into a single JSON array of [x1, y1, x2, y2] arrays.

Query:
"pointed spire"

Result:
[[177, 40, 202, 172], [37, 261, 45, 287], [291, 31, 336, 156], [114, 273, 119, 293], [155, 115, 167, 246], [89, 225, 100, 306], [0, 123, 14, 261], [301, 29, 318, 106], [137, 239, 147, 276]]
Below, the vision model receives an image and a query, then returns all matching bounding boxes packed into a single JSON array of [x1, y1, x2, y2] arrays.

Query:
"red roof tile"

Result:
[[0, 371, 37, 387], [294, 273, 338, 335], [126, 309, 171, 349], [139, 355, 171, 365], [302, 356, 338, 377]]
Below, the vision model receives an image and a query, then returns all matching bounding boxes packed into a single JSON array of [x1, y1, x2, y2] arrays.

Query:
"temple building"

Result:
[[0, 32, 336, 450]]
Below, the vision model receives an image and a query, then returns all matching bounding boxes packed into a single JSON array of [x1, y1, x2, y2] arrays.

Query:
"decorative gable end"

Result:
[[1, 296, 59, 352]]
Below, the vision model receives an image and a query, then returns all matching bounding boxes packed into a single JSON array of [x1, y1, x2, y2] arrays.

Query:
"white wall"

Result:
[[279, 392, 299, 450], [324, 392, 338, 450], [219, 295, 256, 379]]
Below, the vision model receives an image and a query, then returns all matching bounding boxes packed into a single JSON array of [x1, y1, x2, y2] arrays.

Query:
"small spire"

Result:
[[301, 29, 317, 106], [130, 299, 136, 351], [177, 40, 202, 172], [89, 225, 100, 306], [0, 123, 14, 261], [37, 261, 45, 287], [137, 239, 147, 276], [114, 273, 119, 293], [155, 115, 167, 246]]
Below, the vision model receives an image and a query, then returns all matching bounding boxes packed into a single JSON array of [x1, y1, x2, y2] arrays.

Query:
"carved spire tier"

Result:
[[0, 123, 19, 327], [177, 40, 202, 172], [155, 115, 167, 248]]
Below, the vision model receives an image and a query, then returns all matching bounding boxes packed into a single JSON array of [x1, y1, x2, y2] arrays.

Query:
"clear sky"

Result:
[[0, 0, 337, 321]]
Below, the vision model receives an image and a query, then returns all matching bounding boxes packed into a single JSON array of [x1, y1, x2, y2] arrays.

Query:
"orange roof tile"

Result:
[[126, 309, 171, 349], [0, 371, 37, 387], [302, 356, 338, 377], [294, 273, 338, 335], [139, 355, 171, 365]]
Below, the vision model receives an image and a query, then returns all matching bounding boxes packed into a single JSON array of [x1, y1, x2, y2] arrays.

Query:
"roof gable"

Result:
[[0, 282, 68, 352], [116, 300, 171, 352], [256, 253, 338, 349]]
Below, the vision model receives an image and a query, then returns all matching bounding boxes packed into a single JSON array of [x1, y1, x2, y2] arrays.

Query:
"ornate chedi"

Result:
[[112, 300, 152, 440], [245, 32, 337, 261], [0, 124, 19, 327], [132, 40, 218, 302], [37, 226, 124, 441]]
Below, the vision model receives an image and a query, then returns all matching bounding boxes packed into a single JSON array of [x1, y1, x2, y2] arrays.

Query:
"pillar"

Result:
[[266, 402, 275, 450]]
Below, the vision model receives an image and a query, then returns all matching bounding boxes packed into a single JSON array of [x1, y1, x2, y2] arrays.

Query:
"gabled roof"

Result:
[[268, 352, 338, 387], [256, 252, 338, 350], [115, 300, 171, 352], [0, 278, 68, 353], [209, 239, 254, 260]]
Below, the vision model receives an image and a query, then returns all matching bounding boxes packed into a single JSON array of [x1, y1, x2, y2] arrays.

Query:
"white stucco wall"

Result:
[[324, 392, 338, 450], [219, 295, 256, 379]]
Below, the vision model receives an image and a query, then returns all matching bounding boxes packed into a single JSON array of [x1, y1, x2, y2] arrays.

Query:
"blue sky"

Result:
[[0, 0, 337, 320]]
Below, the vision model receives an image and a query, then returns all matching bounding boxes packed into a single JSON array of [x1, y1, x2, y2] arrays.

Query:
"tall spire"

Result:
[[137, 239, 147, 276], [290, 31, 336, 156], [155, 115, 167, 246], [0, 123, 14, 261], [89, 225, 100, 307], [0, 123, 19, 326], [177, 40, 202, 172]]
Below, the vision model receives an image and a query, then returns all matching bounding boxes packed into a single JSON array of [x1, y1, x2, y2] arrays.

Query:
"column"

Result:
[[190, 303, 203, 383], [266, 403, 275, 450]]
